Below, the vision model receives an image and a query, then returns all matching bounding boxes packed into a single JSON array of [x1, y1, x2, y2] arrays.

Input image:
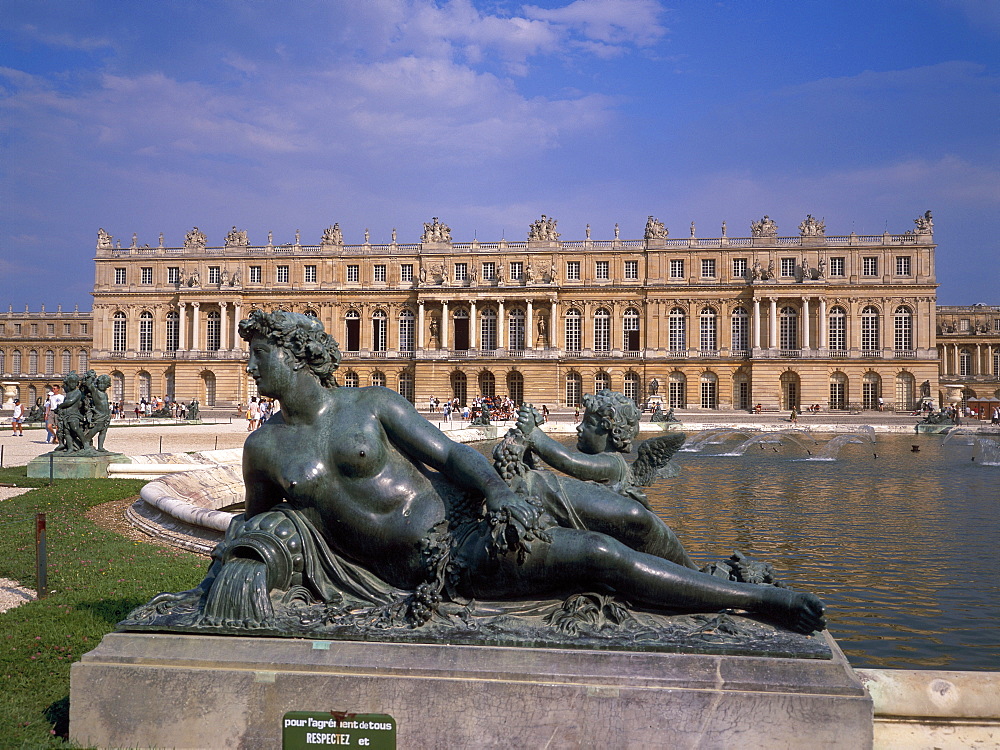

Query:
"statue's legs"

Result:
[[464, 528, 825, 634]]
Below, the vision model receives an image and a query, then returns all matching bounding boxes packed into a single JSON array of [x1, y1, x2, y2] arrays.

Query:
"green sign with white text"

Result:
[[282, 711, 396, 749]]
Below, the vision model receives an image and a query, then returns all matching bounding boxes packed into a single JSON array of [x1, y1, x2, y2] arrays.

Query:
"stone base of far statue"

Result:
[[69, 625, 873, 749]]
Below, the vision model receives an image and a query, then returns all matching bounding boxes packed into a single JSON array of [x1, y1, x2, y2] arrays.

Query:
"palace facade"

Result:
[[58, 213, 946, 413]]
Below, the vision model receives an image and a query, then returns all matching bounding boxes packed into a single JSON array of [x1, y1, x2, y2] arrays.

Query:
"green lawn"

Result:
[[0, 467, 206, 748]]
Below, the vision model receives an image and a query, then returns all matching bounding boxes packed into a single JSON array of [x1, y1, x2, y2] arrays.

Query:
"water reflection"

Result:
[[479, 432, 1000, 670]]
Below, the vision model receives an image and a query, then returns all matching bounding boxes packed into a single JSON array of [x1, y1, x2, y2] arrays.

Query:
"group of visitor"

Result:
[[245, 396, 276, 430], [427, 395, 548, 423]]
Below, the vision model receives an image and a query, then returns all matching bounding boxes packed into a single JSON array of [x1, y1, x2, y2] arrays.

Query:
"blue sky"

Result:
[[1, 0, 997, 311]]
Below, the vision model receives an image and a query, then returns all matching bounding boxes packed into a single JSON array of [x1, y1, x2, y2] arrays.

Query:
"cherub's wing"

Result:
[[630, 432, 686, 487]]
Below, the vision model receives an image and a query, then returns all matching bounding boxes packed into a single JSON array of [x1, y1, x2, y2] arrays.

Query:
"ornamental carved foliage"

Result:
[[184, 227, 207, 249], [798, 215, 825, 237], [528, 215, 560, 241], [421, 218, 452, 244], [750, 215, 778, 237], [321, 223, 344, 246], [225, 226, 249, 247], [644, 216, 668, 240]]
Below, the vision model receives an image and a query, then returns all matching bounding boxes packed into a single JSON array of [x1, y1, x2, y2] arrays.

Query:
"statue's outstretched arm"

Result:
[[516, 404, 619, 481]]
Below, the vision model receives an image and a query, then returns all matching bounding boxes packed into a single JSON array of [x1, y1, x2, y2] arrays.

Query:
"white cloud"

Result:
[[523, 0, 668, 47], [18, 23, 112, 52]]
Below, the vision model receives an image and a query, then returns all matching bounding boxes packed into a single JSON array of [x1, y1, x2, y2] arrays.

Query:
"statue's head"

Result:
[[582, 389, 640, 452], [64, 372, 80, 389], [96, 374, 111, 389], [239, 309, 342, 388]]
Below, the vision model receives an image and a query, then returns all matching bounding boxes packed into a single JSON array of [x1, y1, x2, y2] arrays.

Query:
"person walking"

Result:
[[790, 407, 798, 424], [247, 397, 260, 431], [11, 399, 23, 436]]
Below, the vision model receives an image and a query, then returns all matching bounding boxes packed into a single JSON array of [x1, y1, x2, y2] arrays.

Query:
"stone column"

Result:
[[191, 302, 201, 352], [418, 301, 425, 349], [526, 300, 534, 350], [470, 300, 477, 350], [497, 299, 505, 349], [178, 302, 188, 351], [802, 297, 810, 350], [819, 298, 827, 350], [976, 344, 982, 375], [232, 302, 243, 350], [752, 297, 761, 350], [769, 298, 777, 349], [441, 300, 449, 351], [550, 301, 559, 350], [219, 302, 228, 351]]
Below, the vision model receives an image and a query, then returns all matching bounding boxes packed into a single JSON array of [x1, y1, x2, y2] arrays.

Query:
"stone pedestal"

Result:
[[70, 632, 872, 749], [27, 452, 130, 479]]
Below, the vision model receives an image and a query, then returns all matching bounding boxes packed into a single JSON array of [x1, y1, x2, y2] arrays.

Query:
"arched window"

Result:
[[595, 371, 611, 392], [205, 311, 220, 351], [45, 349, 54, 375], [451, 371, 467, 405], [828, 306, 847, 351], [398, 370, 415, 403], [564, 309, 582, 351], [565, 371, 582, 407], [479, 370, 495, 398], [668, 307, 686, 352], [830, 372, 848, 409], [398, 309, 415, 352], [861, 306, 880, 352], [303, 309, 318, 317], [700, 372, 718, 409], [61, 350, 71, 374], [140, 311, 155, 352], [959, 349, 972, 377], [623, 372, 640, 404], [862, 372, 881, 409], [480, 308, 497, 351], [894, 306, 913, 351], [371, 370, 386, 387], [138, 371, 151, 401], [780, 371, 800, 409], [28, 349, 38, 374], [166, 311, 179, 351], [668, 371, 686, 408], [165, 368, 175, 400], [895, 372, 915, 410], [699, 307, 717, 352], [594, 307, 611, 352], [111, 371, 124, 402], [507, 370, 524, 404], [623, 308, 640, 351], [344, 371, 359, 387], [730, 307, 749, 353], [113, 311, 127, 352], [732, 371, 750, 410], [78, 350, 88, 372], [11, 350, 21, 376], [779, 306, 798, 350], [508, 308, 525, 351], [345, 310, 360, 352], [372, 310, 387, 352]]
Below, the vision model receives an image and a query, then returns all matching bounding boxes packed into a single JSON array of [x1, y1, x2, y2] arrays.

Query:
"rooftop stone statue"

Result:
[[123, 311, 825, 647]]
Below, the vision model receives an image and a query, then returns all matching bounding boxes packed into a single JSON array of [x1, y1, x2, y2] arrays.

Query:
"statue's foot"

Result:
[[760, 589, 826, 634]]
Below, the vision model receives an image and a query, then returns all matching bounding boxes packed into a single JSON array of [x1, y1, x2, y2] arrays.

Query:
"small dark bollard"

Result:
[[35, 513, 47, 599]]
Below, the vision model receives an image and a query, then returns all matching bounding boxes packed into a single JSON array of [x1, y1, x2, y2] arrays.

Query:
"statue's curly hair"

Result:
[[238, 309, 342, 389], [582, 389, 640, 452]]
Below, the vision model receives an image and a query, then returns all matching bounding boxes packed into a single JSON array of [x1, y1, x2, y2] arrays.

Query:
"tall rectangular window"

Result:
[[168, 267, 180, 283], [701, 259, 716, 278], [594, 310, 610, 351], [401, 264, 413, 282], [669, 259, 684, 279], [829, 257, 845, 276], [276, 265, 289, 283], [566, 261, 581, 280], [565, 312, 581, 350], [510, 262, 523, 280], [304, 265, 317, 283], [208, 266, 221, 284], [862, 257, 878, 276], [81, 323, 88, 334], [64, 323, 71, 334], [346, 265, 359, 283], [895, 256, 911, 276], [732, 258, 747, 278], [31, 324, 38, 336], [595, 260, 609, 280], [249, 266, 262, 283], [731, 309, 749, 351], [47, 323, 55, 335], [373, 265, 386, 282], [454, 263, 467, 281], [482, 262, 496, 280], [141, 267, 153, 284], [115, 268, 127, 284], [624, 260, 638, 280], [780, 258, 796, 277]]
